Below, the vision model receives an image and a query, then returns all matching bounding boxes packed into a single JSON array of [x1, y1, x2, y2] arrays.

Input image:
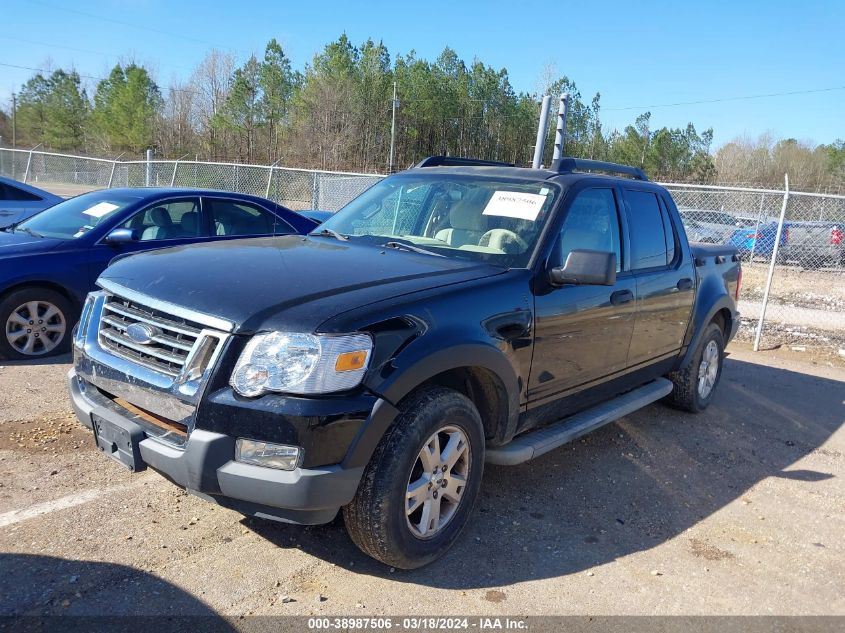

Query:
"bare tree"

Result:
[[189, 50, 235, 159]]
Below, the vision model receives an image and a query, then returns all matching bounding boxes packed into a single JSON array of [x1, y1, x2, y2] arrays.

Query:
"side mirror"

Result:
[[549, 249, 617, 286], [104, 228, 138, 244]]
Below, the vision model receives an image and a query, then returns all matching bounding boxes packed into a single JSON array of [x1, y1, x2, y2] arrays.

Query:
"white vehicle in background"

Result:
[[0, 177, 63, 227], [684, 218, 729, 243], [779, 221, 845, 269], [679, 208, 741, 243]]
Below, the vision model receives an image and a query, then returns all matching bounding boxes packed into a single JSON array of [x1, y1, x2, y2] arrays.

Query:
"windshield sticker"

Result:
[[482, 191, 546, 221], [82, 202, 120, 218]]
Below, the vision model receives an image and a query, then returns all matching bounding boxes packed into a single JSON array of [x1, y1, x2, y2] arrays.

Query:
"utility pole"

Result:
[[531, 95, 552, 169], [552, 93, 570, 161], [389, 82, 398, 173], [640, 121, 649, 167], [11, 93, 17, 148]]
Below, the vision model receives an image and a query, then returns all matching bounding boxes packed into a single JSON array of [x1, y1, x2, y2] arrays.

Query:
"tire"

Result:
[[666, 323, 725, 413], [0, 287, 74, 360], [343, 387, 485, 569]]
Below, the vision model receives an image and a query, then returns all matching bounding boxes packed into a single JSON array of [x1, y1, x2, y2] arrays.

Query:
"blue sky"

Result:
[[1, 0, 843, 149]]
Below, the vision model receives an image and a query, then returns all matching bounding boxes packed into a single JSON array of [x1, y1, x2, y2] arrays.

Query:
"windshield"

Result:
[[15, 192, 139, 239], [318, 174, 560, 267]]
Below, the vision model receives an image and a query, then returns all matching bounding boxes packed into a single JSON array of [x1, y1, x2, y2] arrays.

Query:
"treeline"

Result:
[[1, 35, 843, 188]]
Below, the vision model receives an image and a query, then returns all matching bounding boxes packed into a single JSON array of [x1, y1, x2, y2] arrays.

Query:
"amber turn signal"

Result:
[[335, 350, 368, 372]]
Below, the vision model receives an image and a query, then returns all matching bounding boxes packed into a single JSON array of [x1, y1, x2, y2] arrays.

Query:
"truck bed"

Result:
[[690, 242, 740, 263]]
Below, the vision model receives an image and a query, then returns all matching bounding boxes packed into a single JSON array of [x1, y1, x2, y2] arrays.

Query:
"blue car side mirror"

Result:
[[105, 228, 138, 244]]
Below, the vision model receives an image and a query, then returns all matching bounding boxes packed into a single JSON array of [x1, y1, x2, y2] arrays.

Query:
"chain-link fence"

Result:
[[664, 182, 845, 353], [0, 148, 383, 211], [1, 147, 843, 352], [111, 159, 383, 211]]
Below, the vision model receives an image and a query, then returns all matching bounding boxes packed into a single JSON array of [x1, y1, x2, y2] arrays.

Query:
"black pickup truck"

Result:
[[69, 157, 740, 568]]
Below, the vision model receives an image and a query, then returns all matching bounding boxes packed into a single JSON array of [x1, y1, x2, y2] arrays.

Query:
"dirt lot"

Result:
[[0, 343, 843, 619], [35, 181, 102, 198]]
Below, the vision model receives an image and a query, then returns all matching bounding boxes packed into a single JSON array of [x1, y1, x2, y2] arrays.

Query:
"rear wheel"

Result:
[[343, 387, 485, 569], [666, 322, 725, 413], [0, 288, 73, 360]]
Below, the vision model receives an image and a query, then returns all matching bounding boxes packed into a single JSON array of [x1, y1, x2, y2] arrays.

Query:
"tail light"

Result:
[[782, 227, 789, 243], [735, 266, 742, 301], [745, 232, 760, 239], [832, 227, 844, 245]]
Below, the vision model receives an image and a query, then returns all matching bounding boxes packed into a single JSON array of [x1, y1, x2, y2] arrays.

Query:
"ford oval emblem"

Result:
[[126, 323, 158, 345]]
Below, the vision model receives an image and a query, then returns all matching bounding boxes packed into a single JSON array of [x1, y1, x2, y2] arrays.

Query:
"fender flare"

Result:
[[678, 295, 735, 369], [341, 342, 521, 469]]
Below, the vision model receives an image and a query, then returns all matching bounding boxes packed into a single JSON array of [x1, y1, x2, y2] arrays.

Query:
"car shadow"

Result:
[[0, 553, 235, 629], [1, 352, 73, 367], [248, 357, 844, 587]]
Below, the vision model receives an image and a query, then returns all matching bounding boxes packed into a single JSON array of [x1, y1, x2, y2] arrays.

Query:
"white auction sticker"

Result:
[[482, 191, 546, 221], [82, 202, 120, 218]]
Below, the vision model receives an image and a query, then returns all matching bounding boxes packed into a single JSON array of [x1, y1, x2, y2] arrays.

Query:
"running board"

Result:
[[486, 378, 674, 466]]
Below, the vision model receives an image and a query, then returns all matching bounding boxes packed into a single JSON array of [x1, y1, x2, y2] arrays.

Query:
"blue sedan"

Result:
[[0, 176, 63, 227], [0, 188, 319, 359]]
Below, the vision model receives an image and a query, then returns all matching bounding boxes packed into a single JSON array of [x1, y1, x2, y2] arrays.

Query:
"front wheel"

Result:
[[0, 288, 74, 360], [666, 322, 725, 413], [343, 387, 485, 569]]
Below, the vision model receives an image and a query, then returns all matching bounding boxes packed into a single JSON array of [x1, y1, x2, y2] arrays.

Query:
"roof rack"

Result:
[[415, 156, 515, 168], [551, 157, 648, 181]]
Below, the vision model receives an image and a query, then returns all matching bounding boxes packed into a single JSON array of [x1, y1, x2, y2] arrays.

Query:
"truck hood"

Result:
[[99, 235, 505, 333]]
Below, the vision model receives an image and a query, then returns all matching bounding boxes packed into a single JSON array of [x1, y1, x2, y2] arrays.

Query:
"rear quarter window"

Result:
[[625, 189, 668, 270], [0, 183, 42, 202]]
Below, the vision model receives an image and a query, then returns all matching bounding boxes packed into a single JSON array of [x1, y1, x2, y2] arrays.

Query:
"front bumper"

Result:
[[69, 369, 364, 525]]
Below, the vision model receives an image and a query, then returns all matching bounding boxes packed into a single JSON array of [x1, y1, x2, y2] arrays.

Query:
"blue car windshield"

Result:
[[16, 192, 140, 239]]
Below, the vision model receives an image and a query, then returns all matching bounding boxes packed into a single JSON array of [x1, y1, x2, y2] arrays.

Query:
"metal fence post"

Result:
[[753, 174, 790, 351], [312, 172, 319, 209], [23, 148, 34, 183], [170, 161, 179, 186], [145, 149, 153, 186], [107, 160, 117, 188], [266, 160, 280, 199]]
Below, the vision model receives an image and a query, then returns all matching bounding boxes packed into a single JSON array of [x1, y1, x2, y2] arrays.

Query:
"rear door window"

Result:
[[625, 190, 668, 270], [659, 197, 677, 264], [207, 198, 289, 236]]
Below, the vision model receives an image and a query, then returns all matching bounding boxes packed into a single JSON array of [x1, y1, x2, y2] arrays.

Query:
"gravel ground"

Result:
[[0, 343, 843, 618]]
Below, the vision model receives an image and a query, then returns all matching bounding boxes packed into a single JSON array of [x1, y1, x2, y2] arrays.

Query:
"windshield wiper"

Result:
[[17, 226, 42, 238], [383, 241, 445, 258], [312, 228, 349, 241]]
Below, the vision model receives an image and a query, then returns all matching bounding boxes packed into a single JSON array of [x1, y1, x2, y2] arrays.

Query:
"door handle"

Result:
[[610, 289, 634, 305], [676, 278, 694, 291]]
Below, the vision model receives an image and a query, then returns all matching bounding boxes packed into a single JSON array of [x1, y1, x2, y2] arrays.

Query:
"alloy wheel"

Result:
[[405, 425, 471, 539], [5, 300, 66, 356], [697, 339, 720, 399]]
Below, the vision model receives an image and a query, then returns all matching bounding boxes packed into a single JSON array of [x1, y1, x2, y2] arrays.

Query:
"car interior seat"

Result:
[[179, 211, 199, 236], [434, 192, 488, 247], [141, 207, 176, 241]]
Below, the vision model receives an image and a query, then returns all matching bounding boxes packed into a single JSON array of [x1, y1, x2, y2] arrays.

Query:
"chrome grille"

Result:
[[98, 293, 207, 377]]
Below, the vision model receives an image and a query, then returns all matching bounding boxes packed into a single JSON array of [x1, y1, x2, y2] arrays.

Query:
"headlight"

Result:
[[230, 332, 372, 397]]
